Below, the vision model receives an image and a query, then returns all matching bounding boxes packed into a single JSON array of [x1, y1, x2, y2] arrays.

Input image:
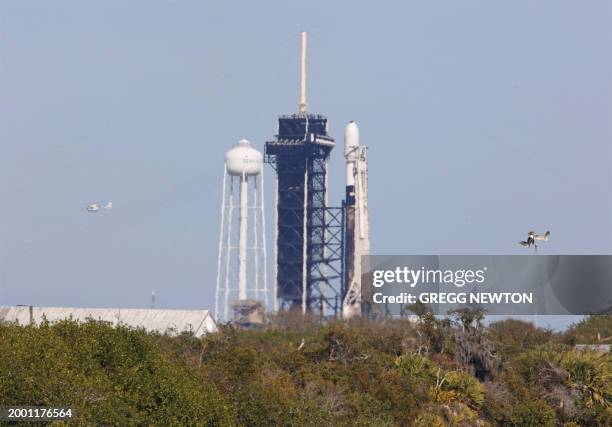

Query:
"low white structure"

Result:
[[0, 306, 217, 337], [575, 344, 611, 354]]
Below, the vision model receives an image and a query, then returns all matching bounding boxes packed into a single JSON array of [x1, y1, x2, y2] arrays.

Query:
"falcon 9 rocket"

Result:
[[342, 121, 370, 318]]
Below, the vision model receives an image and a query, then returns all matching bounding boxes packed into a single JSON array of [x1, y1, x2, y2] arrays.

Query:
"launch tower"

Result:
[[265, 33, 344, 316]]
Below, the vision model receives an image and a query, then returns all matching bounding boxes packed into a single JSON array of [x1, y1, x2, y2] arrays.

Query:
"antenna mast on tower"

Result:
[[298, 31, 308, 114]]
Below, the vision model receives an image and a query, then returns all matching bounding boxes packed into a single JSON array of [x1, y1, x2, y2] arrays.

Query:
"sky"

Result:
[[1, 1, 611, 330]]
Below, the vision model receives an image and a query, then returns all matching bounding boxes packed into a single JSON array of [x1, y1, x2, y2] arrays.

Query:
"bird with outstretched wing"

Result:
[[519, 231, 550, 251]]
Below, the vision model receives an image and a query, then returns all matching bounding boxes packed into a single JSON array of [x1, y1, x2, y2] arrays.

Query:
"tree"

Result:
[[448, 307, 486, 331]]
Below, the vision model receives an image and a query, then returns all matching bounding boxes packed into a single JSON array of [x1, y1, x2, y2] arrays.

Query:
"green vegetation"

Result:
[[0, 314, 610, 426], [564, 315, 612, 345]]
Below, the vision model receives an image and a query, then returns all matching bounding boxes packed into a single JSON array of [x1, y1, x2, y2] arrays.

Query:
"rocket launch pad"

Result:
[[264, 33, 370, 319]]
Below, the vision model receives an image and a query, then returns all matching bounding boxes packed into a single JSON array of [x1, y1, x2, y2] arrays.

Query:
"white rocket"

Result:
[[342, 121, 370, 318]]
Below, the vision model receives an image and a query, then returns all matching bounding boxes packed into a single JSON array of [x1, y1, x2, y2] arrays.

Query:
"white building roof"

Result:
[[575, 344, 611, 353], [0, 306, 217, 337]]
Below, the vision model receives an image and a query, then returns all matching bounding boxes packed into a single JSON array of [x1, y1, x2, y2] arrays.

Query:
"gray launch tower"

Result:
[[265, 33, 345, 316]]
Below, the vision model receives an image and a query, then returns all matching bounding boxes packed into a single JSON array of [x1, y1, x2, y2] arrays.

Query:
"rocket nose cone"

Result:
[[344, 121, 360, 152]]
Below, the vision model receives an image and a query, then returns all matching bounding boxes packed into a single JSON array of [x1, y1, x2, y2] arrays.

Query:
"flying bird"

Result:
[[85, 202, 112, 213], [519, 231, 550, 251]]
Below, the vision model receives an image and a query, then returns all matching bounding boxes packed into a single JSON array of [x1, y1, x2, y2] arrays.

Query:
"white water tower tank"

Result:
[[225, 139, 263, 176], [216, 138, 267, 322]]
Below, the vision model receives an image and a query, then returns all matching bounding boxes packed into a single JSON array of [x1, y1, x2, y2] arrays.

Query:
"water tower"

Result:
[[215, 139, 268, 322]]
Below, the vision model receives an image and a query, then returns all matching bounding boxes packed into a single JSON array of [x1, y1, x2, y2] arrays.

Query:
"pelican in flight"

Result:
[[85, 202, 112, 213], [519, 231, 550, 251]]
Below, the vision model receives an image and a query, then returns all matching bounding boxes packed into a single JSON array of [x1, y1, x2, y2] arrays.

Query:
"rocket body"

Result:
[[344, 121, 359, 192], [342, 121, 370, 319]]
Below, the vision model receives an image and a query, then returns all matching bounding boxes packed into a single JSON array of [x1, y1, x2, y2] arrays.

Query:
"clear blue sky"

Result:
[[1, 1, 611, 330]]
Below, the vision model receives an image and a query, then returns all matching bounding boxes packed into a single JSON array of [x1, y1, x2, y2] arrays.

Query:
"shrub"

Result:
[[511, 400, 556, 427], [395, 353, 436, 379], [441, 371, 485, 408], [414, 412, 445, 427]]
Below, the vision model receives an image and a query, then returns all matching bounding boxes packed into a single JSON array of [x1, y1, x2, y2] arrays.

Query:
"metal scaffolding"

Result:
[[266, 114, 345, 317]]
